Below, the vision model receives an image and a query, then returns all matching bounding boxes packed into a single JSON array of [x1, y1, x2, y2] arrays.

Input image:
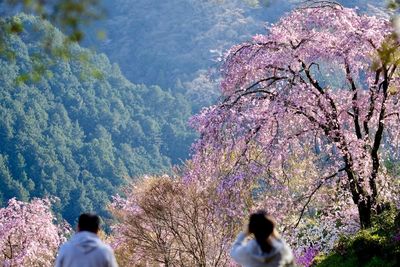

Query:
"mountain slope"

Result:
[[0, 14, 195, 222]]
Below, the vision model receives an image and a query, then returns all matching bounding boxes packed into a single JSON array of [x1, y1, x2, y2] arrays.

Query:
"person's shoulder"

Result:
[[246, 238, 261, 251], [58, 239, 73, 252], [243, 238, 267, 258], [275, 238, 294, 262], [96, 241, 118, 265], [56, 239, 75, 259], [96, 240, 115, 254]]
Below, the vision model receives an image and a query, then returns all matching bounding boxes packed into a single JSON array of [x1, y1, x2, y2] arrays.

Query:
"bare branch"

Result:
[[384, 112, 400, 119], [363, 69, 381, 136], [345, 59, 362, 139], [297, 0, 343, 10], [294, 167, 346, 228]]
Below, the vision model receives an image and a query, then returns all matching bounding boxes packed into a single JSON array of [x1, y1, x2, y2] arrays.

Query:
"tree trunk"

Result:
[[344, 161, 373, 229], [357, 197, 372, 229]]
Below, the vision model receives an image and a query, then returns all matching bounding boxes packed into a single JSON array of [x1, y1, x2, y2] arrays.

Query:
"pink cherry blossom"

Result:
[[189, 3, 400, 263], [0, 198, 70, 267]]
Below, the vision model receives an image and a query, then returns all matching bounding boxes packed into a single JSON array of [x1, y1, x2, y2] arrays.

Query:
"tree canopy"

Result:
[[1, 0, 104, 42], [0, 197, 68, 266], [189, 3, 400, 252]]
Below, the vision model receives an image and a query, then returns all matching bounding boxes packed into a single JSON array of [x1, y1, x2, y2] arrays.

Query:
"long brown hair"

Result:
[[248, 211, 277, 253]]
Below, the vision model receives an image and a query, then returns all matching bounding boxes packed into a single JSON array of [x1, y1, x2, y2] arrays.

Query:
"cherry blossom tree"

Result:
[[110, 175, 244, 267], [0, 198, 69, 267], [190, 1, 400, 235]]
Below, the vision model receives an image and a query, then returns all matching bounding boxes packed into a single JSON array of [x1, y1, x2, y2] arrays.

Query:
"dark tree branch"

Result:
[[301, 60, 324, 94], [225, 85, 279, 108], [293, 107, 329, 133], [345, 59, 362, 139], [297, 0, 343, 10], [370, 67, 389, 205], [385, 112, 400, 119], [363, 69, 381, 136], [289, 38, 310, 50], [243, 76, 288, 93], [294, 167, 346, 228], [389, 64, 398, 79]]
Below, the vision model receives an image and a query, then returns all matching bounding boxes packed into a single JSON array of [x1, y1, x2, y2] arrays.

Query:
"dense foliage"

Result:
[[314, 207, 400, 266], [1, 0, 103, 42], [0, 14, 195, 223]]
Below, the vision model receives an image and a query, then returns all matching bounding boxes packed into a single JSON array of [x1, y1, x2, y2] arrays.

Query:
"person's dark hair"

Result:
[[248, 211, 276, 253], [78, 213, 100, 233]]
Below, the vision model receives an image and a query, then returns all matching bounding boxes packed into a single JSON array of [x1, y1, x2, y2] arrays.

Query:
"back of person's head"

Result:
[[248, 211, 276, 253], [78, 213, 100, 234]]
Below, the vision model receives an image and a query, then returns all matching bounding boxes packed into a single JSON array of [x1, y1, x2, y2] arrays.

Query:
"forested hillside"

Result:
[[83, 0, 385, 110], [84, 0, 283, 110], [0, 14, 195, 222]]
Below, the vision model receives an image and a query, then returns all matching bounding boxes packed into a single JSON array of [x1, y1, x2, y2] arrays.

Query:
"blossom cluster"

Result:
[[0, 198, 69, 267]]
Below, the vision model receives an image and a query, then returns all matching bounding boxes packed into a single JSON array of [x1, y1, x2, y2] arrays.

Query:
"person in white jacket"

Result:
[[230, 211, 294, 267], [55, 213, 118, 267]]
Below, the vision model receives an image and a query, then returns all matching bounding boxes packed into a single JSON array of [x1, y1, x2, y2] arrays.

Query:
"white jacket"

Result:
[[55, 231, 118, 267], [230, 232, 294, 267]]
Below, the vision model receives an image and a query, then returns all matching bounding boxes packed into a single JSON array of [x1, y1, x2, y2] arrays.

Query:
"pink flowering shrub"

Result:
[[295, 246, 319, 267], [0, 198, 70, 267]]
